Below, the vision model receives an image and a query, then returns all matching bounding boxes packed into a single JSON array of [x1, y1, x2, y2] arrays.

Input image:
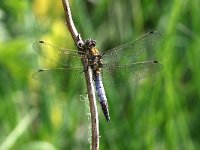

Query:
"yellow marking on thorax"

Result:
[[91, 47, 100, 56], [95, 68, 101, 74]]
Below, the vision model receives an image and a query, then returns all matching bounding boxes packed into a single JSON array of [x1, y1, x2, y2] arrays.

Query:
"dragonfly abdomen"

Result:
[[94, 75, 110, 122]]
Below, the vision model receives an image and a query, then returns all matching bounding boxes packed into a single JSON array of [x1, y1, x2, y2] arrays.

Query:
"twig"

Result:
[[61, 0, 99, 149]]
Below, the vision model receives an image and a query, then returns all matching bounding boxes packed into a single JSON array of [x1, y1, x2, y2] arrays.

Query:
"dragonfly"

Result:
[[33, 31, 163, 122]]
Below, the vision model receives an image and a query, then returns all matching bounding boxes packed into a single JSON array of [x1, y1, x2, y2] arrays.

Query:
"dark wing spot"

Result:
[[39, 41, 44, 43], [153, 60, 159, 63]]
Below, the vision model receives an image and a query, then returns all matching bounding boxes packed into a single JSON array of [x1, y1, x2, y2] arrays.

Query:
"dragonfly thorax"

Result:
[[83, 39, 103, 74], [88, 55, 103, 74]]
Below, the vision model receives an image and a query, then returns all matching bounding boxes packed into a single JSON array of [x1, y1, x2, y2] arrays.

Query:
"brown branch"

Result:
[[61, 0, 99, 149]]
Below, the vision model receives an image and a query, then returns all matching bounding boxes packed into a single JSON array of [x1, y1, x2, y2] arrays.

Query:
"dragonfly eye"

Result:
[[84, 39, 96, 49], [91, 40, 96, 46]]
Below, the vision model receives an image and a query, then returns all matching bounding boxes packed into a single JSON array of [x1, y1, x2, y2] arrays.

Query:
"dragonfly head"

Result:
[[84, 39, 96, 49]]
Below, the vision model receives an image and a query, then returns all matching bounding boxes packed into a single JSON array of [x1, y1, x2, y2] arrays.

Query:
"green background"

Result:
[[0, 0, 199, 149]]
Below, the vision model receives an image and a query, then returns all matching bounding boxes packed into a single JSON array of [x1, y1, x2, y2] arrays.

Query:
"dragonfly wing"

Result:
[[102, 31, 161, 65], [102, 60, 163, 86], [32, 67, 85, 86], [33, 41, 83, 67]]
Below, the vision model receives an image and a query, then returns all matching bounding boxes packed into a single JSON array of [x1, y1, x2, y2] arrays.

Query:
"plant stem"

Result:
[[61, 1, 99, 149]]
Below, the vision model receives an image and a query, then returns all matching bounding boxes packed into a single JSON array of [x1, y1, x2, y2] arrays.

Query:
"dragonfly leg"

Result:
[[83, 64, 89, 73], [77, 34, 84, 49]]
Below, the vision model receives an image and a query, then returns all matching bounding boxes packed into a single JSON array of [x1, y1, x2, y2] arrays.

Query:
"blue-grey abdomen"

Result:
[[95, 75, 110, 121]]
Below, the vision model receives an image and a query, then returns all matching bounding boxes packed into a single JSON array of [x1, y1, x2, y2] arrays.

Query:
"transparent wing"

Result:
[[33, 41, 83, 67], [102, 31, 160, 65], [102, 60, 163, 86], [32, 67, 85, 87], [32, 67, 83, 79]]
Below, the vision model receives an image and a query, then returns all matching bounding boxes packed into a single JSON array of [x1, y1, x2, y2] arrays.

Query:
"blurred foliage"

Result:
[[0, 0, 200, 149]]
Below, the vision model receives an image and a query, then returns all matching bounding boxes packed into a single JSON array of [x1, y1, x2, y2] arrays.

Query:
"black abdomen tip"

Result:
[[100, 101, 111, 122]]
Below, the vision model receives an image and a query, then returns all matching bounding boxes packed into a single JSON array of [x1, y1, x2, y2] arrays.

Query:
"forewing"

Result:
[[102, 60, 163, 86], [102, 31, 160, 65], [33, 41, 83, 67]]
